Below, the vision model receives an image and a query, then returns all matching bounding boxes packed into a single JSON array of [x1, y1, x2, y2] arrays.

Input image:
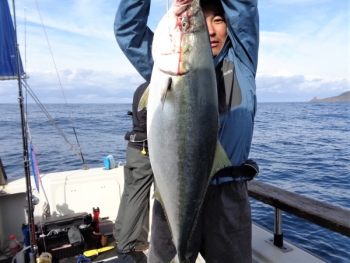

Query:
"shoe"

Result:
[[133, 241, 149, 252]]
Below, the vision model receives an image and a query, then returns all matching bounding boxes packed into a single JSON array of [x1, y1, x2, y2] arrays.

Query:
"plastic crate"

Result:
[[37, 226, 94, 261]]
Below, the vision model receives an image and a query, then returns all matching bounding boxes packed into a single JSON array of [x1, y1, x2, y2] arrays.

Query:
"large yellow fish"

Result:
[[139, 0, 231, 262]]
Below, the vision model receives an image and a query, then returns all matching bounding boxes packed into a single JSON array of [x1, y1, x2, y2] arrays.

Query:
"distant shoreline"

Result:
[[310, 91, 350, 102]]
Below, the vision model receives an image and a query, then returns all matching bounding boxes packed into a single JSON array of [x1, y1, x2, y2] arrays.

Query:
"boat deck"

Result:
[[56, 238, 147, 263], [1, 167, 326, 263], [55, 224, 325, 263]]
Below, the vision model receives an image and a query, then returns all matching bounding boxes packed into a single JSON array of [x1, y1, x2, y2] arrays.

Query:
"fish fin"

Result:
[[209, 141, 232, 179], [176, 142, 230, 258], [170, 254, 180, 263], [153, 188, 162, 203], [137, 85, 150, 111], [161, 77, 172, 108]]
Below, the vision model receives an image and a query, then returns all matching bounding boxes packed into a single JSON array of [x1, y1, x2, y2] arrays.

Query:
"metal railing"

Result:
[[248, 180, 350, 250]]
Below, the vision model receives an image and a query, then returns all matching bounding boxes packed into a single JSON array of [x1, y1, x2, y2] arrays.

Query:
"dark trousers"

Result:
[[113, 146, 153, 253], [149, 181, 252, 263]]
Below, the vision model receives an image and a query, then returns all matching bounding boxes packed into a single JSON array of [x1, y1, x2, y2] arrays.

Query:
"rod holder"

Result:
[[265, 208, 293, 252], [274, 208, 283, 247]]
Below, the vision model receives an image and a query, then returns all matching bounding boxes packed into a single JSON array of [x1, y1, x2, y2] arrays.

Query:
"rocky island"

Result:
[[310, 91, 350, 102]]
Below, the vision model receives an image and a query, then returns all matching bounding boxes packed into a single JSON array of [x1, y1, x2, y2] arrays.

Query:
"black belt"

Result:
[[212, 159, 259, 181], [124, 131, 147, 142]]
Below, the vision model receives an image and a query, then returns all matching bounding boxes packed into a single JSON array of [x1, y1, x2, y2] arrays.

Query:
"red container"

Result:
[[9, 235, 21, 255]]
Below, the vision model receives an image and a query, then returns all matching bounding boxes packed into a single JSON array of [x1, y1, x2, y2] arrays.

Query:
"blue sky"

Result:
[[0, 0, 349, 103]]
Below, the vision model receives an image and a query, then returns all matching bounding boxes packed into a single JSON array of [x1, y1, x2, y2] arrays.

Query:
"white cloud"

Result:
[[258, 11, 348, 78], [256, 74, 349, 102], [1, 68, 144, 103], [2, 0, 349, 103]]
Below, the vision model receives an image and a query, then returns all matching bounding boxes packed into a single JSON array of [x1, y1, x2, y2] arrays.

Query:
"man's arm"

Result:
[[221, 0, 259, 76], [114, 0, 154, 82]]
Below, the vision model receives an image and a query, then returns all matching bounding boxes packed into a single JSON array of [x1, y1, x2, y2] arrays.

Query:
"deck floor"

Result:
[[58, 251, 148, 263], [56, 238, 147, 263]]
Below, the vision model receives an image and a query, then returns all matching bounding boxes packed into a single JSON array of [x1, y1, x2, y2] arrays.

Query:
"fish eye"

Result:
[[181, 17, 189, 30]]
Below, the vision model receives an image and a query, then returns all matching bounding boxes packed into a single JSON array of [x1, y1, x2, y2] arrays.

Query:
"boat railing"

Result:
[[248, 180, 350, 250]]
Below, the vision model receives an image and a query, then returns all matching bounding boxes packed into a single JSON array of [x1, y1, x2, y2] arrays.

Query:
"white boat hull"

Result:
[[0, 166, 325, 263]]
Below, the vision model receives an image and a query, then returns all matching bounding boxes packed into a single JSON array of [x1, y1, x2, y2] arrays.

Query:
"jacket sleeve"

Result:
[[114, 0, 154, 82], [221, 0, 259, 76]]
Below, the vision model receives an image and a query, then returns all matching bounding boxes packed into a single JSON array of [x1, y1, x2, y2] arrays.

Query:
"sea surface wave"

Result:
[[1, 102, 349, 263]]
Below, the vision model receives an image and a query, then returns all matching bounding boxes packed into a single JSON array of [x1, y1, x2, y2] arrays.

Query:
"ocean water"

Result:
[[0, 102, 349, 263]]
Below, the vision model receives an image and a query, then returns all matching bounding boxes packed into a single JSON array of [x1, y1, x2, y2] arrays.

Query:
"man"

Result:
[[114, 0, 259, 262], [113, 82, 153, 255]]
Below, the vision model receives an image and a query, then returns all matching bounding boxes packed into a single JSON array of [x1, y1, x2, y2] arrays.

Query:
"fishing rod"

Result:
[[11, 0, 38, 260]]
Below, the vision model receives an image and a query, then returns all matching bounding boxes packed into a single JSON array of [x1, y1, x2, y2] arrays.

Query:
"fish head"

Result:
[[152, 0, 210, 76]]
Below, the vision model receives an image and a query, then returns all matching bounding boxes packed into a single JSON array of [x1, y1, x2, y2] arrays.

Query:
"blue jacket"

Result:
[[114, 0, 259, 169]]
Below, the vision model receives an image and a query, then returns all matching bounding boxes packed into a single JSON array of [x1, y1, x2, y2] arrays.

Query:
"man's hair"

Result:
[[200, 0, 224, 13]]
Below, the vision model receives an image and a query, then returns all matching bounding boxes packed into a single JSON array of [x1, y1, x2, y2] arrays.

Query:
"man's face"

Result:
[[202, 4, 227, 57]]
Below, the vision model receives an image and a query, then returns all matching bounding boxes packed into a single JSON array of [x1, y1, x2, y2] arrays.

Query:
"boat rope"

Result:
[[23, 7, 27, 79], [22, 6, 51, 220], [25, 112, 51, 219], [33, 0, 88, 169], [21, 81, 87, 168], [25, 116, 39, 191]]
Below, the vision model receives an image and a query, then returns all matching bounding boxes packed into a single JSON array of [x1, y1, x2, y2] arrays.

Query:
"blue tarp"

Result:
[[0, 0, 25, 80]]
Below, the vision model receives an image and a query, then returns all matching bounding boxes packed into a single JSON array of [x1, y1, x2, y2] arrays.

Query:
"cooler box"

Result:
[[38, 212, 92, 234], [37, 213, 93, 260]]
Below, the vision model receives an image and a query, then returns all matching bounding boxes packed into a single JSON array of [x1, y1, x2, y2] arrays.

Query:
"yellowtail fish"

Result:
[[139, 0, 231, 262]]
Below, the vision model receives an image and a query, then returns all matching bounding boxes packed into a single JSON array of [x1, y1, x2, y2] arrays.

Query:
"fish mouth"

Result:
[[159, 67, 190, 76], [173, 0, 199, 17], [155, 52, 192, 76], [174, 0, 193, 7]]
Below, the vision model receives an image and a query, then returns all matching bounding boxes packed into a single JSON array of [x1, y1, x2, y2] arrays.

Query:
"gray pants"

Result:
[[113, 146, 153, 253], [149, 181, 252, 263]]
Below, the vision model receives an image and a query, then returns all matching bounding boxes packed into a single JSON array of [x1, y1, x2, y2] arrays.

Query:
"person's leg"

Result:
[[117, 147, 153, 253], [148, 199, 177, 263], [200, 181, 252, 263], [113, 147, 133, 242], [185, 204, 202, 263], [137, 203, 150, 247], [149, 199, 202, 263]]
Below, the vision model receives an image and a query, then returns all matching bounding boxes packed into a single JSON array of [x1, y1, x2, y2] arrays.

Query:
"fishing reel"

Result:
[[32, 195, 40, 206]]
